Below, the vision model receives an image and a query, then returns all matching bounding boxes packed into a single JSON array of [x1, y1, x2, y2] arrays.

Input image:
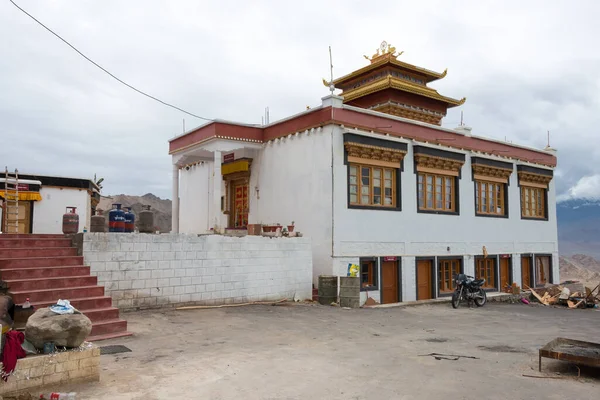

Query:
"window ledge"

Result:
[[417, 209, 459, 216], [520, 216, 549, 221], [475, 213, 508, 219], [349, 205, 401, 211]]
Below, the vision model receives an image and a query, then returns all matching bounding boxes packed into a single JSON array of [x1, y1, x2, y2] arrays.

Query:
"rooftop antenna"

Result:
[[329, 46, 334, 95], [547, 130, 550, 147], [460, 111, 464, 126]]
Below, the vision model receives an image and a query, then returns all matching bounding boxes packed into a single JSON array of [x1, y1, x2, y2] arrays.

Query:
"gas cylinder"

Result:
[[62, 207, 79, 234], [124, 207, 135, 233], [90, 209, 106, 233], [138, 205, 154, 233], [108, 203, 125, 233]]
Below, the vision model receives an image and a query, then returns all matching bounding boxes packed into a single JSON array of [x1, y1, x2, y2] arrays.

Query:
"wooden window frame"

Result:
[[475, 256, 498, 291], [437, 257, 462, 295], [359, 257, 379, 291], [348, 163, 401, 211], [474, 180, 508, 218], [520, 185, 548, 220], [417, 172, 458, 214]]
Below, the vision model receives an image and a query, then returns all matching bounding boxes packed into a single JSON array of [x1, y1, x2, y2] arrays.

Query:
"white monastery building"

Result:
[[1, 172, 100, 234], [168, 42, 559, 304]]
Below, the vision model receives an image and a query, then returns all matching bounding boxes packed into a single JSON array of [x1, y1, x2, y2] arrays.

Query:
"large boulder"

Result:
[[25, 308, 92, 349]]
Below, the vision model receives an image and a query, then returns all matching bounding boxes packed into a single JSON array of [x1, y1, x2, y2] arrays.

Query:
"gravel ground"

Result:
[[60, 302, 600, 399]]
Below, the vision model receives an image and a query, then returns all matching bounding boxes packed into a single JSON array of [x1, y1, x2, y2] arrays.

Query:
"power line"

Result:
[[8, 0, 212, 121]]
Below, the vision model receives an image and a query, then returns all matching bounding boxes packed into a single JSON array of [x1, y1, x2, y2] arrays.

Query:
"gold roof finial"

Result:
[[365, 41, 403, 62]]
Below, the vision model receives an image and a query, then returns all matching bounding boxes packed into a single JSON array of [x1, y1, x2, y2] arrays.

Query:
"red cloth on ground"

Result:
[[2, 330, 26, 381]]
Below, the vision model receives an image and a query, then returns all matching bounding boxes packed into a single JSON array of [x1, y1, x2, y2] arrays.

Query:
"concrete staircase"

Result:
[[0, 234, 132, 341]]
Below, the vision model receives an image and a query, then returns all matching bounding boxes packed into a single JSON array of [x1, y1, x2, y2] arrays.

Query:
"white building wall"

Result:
[[331, 129, 559, 302], [249, 127, 334, 285], [83, 233, 312, 310], [179, 162, 212, 234], [32, 187, 91, 234]]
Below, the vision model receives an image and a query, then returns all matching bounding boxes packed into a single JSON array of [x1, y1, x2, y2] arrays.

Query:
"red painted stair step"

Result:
[[0, 234, 66, 239], [80, 307, 121, 323], [0, 266, 91, 280], [0, 239, 72, 249], [87, 331, 134, 342], [31, 296, 113, 311], [0, 256, 84, 269], [0, 247, 77, 258], [90, 319, 128, 336], [10, 285, 104, 303], [5, 276, 97, 291]]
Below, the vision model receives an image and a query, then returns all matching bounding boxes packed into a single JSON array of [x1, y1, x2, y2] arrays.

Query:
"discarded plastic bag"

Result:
[[49, 299, 75, 315]]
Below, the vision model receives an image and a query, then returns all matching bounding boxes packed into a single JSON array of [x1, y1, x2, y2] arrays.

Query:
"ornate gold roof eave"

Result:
[[344, 142, 407, 163], [472, 164, 513, 180], [326, 55, 447, 88], [518, 171, 553, 185], [339, 76, 465, 106], [414, 153, 465, 173]]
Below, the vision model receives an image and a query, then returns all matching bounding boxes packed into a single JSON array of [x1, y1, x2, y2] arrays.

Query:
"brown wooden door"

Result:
[[229, 182, 249, 228], [3, 201, 31, 234], [499, 258, 510, 290], [381, 261, 399, 304], [417, 260, 433, 300], [521, 257, 531, 288]]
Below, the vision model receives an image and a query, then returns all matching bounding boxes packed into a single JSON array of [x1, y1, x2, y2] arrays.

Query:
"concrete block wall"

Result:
[[0, 345, 99, 395], [83, 233, 313, 310]]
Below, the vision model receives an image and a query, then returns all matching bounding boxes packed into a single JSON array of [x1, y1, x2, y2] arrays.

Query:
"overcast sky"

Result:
[[1, 0, 599, 201]]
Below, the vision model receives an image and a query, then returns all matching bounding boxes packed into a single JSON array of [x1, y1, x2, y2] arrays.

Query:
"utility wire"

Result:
[[9, 0, 212, 121]]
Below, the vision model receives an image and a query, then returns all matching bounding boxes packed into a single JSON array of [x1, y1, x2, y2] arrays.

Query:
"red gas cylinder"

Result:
[[62, 207, 79, 234]]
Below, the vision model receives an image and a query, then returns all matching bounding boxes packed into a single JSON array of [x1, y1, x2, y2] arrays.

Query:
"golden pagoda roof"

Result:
[[341, 75, 466, 107], [330, 41, 447, 86]]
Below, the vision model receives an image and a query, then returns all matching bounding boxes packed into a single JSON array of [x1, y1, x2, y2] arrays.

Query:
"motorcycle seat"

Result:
[[472, 279, 485, 286]]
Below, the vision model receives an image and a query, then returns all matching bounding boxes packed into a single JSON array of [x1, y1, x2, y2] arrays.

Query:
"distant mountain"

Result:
[[557, 198, 600, 259], [560, 254, 600, 289], [97, 193, 172, 233]]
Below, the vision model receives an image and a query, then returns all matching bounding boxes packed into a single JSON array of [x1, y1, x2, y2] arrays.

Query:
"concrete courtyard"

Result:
[[66, 302, 599, 399]]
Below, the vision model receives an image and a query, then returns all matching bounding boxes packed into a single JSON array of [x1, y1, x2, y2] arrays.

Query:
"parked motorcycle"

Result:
[[451, 274, 487, 309]]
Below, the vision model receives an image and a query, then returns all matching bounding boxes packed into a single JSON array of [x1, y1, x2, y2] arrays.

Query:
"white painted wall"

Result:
[[33, 187, 91, 233], [174, 124, 559, 300], [83, 233, 313, 310], [177, 128, 335, 285], [331, 128, 559, 301], [248, 127, 334, 285], [179, 162, 212, 234]]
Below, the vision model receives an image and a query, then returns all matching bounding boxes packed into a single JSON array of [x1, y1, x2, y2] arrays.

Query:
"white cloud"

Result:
[[557, 175, 600, 202]]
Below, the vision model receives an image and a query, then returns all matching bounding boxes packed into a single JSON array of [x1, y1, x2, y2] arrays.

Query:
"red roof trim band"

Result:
[[168, 107, 556, 167]]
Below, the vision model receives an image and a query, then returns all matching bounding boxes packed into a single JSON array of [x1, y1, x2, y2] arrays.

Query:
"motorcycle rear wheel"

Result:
[[474, 289, 487, 307], [451, 291, 460, 309]]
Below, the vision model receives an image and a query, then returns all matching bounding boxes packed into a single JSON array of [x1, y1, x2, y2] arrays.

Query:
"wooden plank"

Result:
[[526, 286, 548, 305]]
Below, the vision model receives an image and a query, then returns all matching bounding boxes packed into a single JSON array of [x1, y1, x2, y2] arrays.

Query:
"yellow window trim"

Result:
[[416, 165, 459, 177], [347, 156, 399, 169], [520, 181, 547, 189], [474, 174, 508, 184], [221, 159, 250, 176], [0, 191, 42, 201]]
